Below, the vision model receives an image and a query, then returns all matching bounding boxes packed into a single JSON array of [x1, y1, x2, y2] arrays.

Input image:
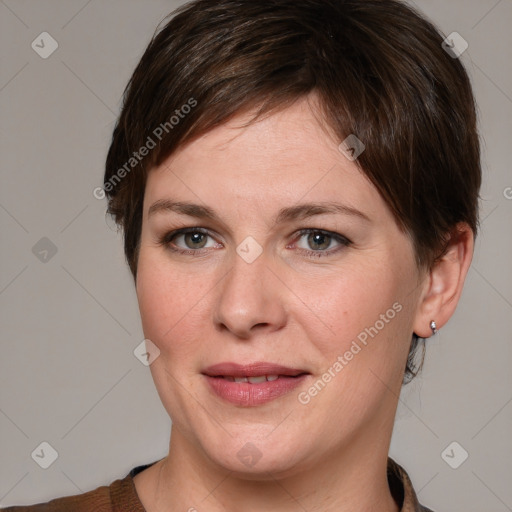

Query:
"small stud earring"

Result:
[[430, 320, 438, 336]]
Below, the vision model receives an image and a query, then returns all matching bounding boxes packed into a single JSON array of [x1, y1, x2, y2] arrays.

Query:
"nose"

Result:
[[213, 250, 287, 339]]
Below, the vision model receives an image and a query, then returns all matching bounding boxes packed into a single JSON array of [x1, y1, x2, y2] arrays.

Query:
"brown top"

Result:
[[1, 457, 434, 511]]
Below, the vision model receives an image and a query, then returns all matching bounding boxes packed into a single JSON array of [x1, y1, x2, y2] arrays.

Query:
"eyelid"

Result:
[[291, 228, 351, 246]]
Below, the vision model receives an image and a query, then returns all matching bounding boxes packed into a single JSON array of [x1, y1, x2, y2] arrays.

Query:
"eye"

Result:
[[290, 229, 351, 258], [158, 227, 350, 258], [178, 231, 209, 249], [159, 228, 221, 253]]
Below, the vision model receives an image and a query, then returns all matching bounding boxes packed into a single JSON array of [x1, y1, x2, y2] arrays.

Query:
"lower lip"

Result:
[[204, 375, 308, 406]]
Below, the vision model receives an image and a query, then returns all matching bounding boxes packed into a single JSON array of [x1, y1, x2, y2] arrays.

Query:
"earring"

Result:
[[430, 320, 438, 336]]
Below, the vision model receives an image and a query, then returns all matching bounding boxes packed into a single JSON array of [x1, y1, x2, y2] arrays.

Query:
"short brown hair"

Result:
[[104, 0, 481, 382]]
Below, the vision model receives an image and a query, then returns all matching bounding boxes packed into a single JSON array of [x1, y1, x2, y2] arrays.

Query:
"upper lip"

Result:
[[202, 362, 309, 378]]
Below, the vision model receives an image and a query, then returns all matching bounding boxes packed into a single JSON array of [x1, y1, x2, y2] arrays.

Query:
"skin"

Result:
[[132, 94, 474, 511]]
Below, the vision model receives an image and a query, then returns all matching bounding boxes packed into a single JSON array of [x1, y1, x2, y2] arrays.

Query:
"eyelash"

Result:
[[157, 227, 351, 259]]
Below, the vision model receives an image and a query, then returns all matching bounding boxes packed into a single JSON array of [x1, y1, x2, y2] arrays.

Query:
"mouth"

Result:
[[212, 374, 296, 383], [202, 362, 310, 406]]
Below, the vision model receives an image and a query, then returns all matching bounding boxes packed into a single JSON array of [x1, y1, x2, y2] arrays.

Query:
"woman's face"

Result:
[[136, 96, 427, 477]]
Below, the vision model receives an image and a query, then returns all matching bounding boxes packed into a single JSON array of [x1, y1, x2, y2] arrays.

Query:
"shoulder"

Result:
[[0, 484, 111, 512], [387, 457, 437, 512], [0, 473, 138, 512]]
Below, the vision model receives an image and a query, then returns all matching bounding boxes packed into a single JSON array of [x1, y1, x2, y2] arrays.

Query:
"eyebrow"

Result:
[[147, 199, 370, 224]]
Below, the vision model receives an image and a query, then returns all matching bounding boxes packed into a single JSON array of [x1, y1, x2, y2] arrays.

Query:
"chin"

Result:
[[197, 431, 315, 479]]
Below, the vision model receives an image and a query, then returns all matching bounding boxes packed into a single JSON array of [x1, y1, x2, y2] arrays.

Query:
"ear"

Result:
[[412, 223, 474, 338]]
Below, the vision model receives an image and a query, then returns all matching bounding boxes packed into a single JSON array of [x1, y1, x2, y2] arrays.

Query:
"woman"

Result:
[[2, 0, 480, 510]]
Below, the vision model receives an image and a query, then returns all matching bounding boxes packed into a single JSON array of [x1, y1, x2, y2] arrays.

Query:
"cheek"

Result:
[[296, 263, 407, 358], [296, 271, 413, 418], [296, 266, 417, 416], [135, 249, 209, 358]]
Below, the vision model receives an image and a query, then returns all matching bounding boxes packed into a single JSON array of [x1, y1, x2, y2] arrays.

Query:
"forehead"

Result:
[[144, 97, 386, 223]]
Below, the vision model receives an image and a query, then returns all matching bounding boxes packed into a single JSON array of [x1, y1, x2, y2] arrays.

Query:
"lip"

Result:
[[203, 362, 308, 378], [202, 362, 310, 407]]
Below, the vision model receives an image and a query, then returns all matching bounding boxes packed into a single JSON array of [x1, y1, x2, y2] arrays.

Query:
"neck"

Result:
[[138, 421, 400, 512]]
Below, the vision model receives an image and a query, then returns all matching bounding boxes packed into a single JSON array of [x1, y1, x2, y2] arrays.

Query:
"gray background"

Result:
[[0, 0, 511, 510]]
